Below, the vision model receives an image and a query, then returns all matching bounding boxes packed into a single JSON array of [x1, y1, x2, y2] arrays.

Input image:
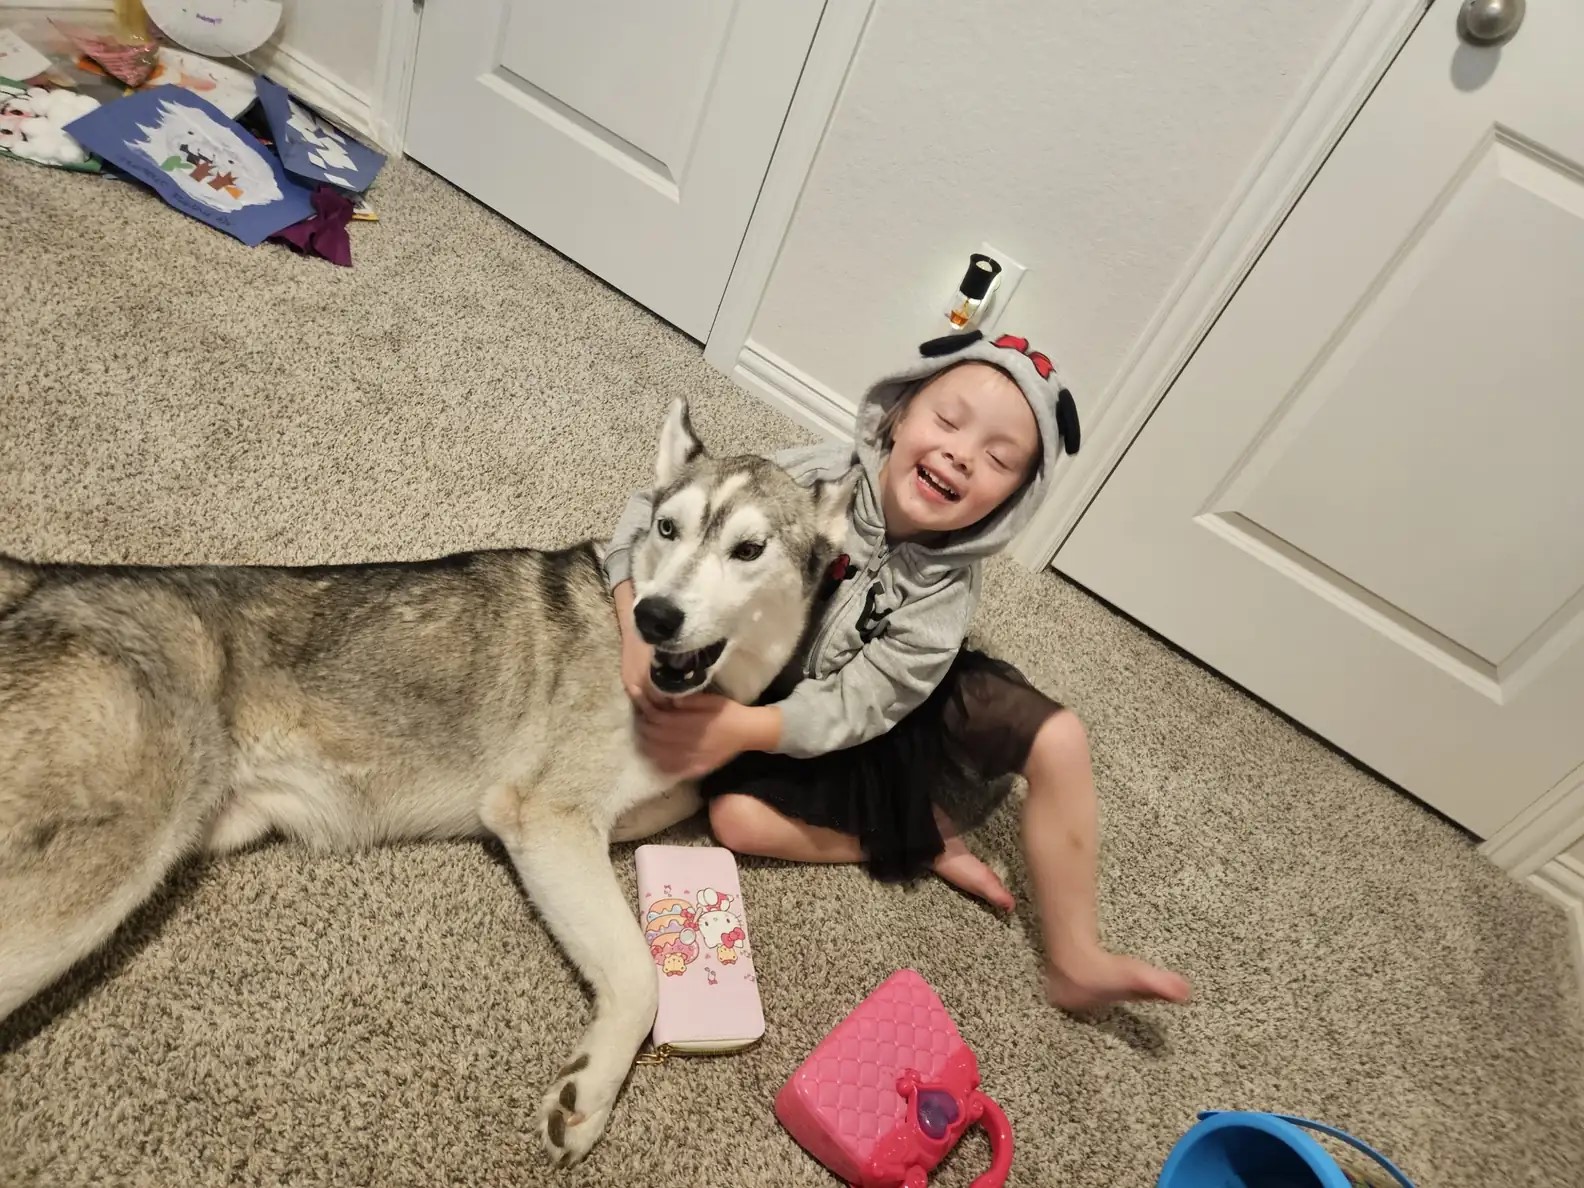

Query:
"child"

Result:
[[603, 331, 1190, 1011]]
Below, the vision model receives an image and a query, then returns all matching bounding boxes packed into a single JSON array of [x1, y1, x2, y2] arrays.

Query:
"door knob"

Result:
[[1458, 0, 1525, 46]]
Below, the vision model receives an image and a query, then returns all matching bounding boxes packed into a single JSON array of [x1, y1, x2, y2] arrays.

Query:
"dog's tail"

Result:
[[0, 554, 38, 617]]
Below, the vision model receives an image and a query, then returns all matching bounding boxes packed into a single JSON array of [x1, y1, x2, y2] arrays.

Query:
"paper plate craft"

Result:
[[0, 79, 102, 171], [144, 0, 283, 58], [65, 86, 313, 245], [255, 76, 384, 192]]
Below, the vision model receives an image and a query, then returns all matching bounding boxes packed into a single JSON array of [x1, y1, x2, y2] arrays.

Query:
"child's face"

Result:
[[880, 362, 1039, 539]]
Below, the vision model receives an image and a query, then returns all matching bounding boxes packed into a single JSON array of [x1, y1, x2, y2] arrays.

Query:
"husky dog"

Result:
[[0, 400, 852, 1166]]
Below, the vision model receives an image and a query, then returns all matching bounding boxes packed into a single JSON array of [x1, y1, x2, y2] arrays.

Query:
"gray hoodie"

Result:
[[604, 330, 1080, 758]]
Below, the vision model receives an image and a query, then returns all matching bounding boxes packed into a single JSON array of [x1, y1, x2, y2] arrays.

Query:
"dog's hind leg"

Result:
[[481, 786, 658, 1168], [0, 647, 225, 1028], [0, 800, 207, 1025]]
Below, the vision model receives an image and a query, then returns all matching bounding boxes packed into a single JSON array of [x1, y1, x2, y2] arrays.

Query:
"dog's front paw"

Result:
[[539, 1053, 616, 1168]]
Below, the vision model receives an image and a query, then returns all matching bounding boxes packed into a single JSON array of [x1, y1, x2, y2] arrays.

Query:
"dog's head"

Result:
[[630, 400, 854, 700]]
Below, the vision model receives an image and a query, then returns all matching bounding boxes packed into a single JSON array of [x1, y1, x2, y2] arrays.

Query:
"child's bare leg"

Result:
[[1023, 710, 1192, 1011], [714, 794, 1014, 912], [930, 807, 1014, 911], [709, 794, 863, 863]]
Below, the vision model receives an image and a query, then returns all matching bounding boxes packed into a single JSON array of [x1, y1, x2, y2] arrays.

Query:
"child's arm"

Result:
[[635, 576, 979, 777], [773, 577, 978, 757], [603, 487, 655, 594]]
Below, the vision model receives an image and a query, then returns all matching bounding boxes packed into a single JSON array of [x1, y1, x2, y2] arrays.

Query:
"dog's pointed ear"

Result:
[[655, 398, 704, 486], [812, 470, 859, 547]]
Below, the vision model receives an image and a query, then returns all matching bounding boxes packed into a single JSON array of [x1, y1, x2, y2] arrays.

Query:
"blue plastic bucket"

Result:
[[1157, 1111, 1414, 1188]]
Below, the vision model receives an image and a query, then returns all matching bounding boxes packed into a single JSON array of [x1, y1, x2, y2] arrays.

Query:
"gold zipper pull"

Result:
[[634, 1044, 673, 1066]]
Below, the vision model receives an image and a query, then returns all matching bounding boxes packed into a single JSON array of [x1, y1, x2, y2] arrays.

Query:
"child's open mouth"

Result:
[[916, 465, 961, 503]]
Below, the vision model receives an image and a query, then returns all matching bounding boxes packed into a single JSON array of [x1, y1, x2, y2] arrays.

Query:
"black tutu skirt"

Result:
[[699, 648, 1062, 882]]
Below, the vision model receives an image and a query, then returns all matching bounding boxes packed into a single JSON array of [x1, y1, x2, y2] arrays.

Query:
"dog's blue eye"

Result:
[[656, 517, 677, 540], [731, 541, 764, 562]]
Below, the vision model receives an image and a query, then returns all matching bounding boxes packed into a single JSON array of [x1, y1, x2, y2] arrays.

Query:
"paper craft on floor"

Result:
[[69, 45, 256, 118], [144, 0, 283, 58], [255, 75, 384, 192], [0, 78, 101, 171], [64, 86, 313, 245], [54, 21, 159, 87], [0, 29, 52, 82], [270, 185, 354, 267]]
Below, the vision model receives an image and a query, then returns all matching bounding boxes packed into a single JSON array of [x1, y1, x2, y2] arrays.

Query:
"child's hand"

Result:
[[613, 579, 663, 708], [620, 625, 660, 708], [636, 695, 779, 779]]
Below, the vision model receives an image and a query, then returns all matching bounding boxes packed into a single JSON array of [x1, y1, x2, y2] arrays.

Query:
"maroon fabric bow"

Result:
[[270, 185, 354, 267]]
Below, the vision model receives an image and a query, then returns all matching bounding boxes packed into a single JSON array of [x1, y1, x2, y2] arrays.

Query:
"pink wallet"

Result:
[[634, 844, 765, 1058], [776, 969, 1013, 1188]]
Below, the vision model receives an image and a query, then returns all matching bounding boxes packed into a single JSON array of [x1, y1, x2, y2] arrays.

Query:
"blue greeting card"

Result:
[[255, 75, 384, 192], [64, 86, 314, 246]]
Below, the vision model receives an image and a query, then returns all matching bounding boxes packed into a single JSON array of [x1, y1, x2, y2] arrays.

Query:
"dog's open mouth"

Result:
[[650, 640, 728, 694]]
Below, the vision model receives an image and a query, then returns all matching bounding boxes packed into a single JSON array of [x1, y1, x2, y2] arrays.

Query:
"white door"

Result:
[[1056, 0, 1584, 839], [405, 0, 825, 339]]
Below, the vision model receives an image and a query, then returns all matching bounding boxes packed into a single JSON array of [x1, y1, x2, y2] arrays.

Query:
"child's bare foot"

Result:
[[1044, 948, 1191, 1012], [931, 837, 1015, 911]]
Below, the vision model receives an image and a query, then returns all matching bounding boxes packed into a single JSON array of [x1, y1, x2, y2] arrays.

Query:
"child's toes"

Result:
[[1045, 952, 1191, 1011]]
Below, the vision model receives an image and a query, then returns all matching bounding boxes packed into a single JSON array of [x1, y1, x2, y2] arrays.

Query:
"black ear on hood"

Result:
[[918, 330, 983, 357], [1055, 388, 1081, 455]]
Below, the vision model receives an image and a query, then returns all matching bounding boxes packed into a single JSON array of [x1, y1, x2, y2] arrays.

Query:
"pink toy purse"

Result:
[[776, 969, 1013, 1187], [633, 844, 765, 1059]]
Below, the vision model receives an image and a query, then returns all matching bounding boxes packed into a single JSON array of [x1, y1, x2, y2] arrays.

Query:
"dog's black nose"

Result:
[[633, 597, 685, 645]]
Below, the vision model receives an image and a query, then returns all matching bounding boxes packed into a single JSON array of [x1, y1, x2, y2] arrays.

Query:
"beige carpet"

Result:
[[3, 159, 1582, 1188]]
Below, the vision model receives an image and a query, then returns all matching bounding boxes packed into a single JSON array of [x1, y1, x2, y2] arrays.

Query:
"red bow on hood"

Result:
[[992, 333, 1054, 380]]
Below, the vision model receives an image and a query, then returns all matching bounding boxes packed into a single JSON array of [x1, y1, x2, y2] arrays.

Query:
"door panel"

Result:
[[495, 1, 731, 185], [1057, 0, 1584, 837], [408, 0, 825, 338]]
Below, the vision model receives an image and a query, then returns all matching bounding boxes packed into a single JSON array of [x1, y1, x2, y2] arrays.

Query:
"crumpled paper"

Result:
[[55, 23, 159, 87], [269, 184, 354, 267]]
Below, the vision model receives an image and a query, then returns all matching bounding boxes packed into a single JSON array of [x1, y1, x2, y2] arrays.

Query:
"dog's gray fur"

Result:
[[0, 400, 851, 1166]]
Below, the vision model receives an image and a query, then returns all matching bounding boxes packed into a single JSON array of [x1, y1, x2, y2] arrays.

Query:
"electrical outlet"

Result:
[[975, 242, 1026, 334]]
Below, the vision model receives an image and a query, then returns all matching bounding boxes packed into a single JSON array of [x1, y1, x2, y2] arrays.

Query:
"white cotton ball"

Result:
[[8, 87, 98, 166], [61, 92, 101, 122], [26, 86, 99, 123], [15, 116, 88, 166]]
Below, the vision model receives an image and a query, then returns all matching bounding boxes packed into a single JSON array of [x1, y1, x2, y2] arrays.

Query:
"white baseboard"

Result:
[[731, 341, 857, 443], [247, 41, 377, 147], [1529, 854, 1584, 1001]]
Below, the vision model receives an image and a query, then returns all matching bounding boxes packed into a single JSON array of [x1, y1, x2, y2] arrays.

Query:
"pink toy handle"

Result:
[[969, 1091, 1013, 1188]]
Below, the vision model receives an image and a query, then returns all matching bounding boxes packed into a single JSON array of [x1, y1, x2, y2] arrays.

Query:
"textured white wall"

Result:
[[750, 0, 1351, 415], [270, 0, 383, 97]]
